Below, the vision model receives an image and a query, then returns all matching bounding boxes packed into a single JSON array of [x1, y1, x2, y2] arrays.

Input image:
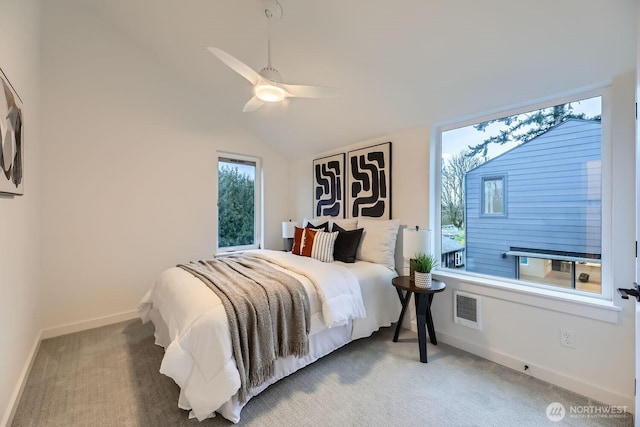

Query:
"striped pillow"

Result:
[[311, 231, 339, 263]]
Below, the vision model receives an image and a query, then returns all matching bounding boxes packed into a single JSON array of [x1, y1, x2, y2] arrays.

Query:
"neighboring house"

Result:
[[464, 119, 602, 289], [442, 236, 465, 269]]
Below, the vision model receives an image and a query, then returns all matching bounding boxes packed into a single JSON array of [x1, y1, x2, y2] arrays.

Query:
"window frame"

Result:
[[431, 85, 612, 303], [216, 152, 263, 254]]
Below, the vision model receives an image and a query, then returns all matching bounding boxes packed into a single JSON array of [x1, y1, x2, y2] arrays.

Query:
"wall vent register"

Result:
[[454, 291, 482, 330]]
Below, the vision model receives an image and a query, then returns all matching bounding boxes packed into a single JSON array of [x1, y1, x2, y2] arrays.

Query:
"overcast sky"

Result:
[[219, 161, 256, 179]]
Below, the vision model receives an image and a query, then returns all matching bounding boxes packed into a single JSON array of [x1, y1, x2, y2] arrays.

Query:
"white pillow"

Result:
[[356, 218, 400, 270], [332, 218, 358, 231]]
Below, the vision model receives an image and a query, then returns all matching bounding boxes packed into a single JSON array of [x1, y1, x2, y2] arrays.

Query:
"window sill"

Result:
[[215, 243, 261, 256], [215, 248, 255, 257], [434, 269, 621, 324]]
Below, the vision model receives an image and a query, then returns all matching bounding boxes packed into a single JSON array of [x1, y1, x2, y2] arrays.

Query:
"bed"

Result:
[[139, 220, 401, 423]]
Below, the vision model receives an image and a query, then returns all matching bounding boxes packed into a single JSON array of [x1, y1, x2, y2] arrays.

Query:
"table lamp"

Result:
[[282, 220, 299, 251], [403, 226, 431, 281]]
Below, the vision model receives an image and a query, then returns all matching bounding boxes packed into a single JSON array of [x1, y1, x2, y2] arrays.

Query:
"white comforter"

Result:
[[139, 250, 376, 421], [248, 250, 366, 328]]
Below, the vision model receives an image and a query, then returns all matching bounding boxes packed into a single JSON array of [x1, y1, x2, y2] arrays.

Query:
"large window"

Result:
[[438, 93, 607, 297], [217, 153, 261, 252]]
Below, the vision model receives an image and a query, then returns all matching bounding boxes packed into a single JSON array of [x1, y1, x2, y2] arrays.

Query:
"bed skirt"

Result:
[[146, 305, 353, 423]]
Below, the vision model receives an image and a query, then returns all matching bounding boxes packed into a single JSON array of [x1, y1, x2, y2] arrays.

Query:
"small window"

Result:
[[520, 256, 528, 265], [481, 176, 505, 215], [455, 252, 464, 267], [217, 153, 261, 252]]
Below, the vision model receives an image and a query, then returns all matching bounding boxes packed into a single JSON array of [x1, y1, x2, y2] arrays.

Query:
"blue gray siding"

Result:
[[465, 120, 601, 279]]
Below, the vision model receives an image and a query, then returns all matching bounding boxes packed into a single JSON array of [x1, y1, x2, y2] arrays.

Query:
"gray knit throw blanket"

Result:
[[178, 255, 311, 403]]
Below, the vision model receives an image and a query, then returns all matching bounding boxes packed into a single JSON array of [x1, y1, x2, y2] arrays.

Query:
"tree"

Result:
[[218, 165, 255, 247], [441, 150, 484, 229], [468, 103, 601, 158]]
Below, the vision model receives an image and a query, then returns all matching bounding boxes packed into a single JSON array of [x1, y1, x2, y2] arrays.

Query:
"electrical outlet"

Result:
[[560, 328, 576, 348]]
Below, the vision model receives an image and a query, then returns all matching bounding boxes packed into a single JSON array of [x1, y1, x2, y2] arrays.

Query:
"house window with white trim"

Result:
[[217, 153, 262, 252], [481, 176, 506, 216], [437, 91, 607, 297]]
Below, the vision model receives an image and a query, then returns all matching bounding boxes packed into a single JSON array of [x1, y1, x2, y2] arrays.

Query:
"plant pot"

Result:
[[414, 272, 432, 289]]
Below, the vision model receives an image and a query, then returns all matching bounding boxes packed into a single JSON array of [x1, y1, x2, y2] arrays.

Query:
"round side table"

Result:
[[391, 276, 446, 363]]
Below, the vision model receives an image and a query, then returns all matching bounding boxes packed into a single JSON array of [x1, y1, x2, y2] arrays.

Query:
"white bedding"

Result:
[[139, 250, 400, 423]]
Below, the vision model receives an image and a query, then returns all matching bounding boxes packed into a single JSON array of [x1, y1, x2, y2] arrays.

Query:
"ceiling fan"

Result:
[[207, 0, 339, 112]]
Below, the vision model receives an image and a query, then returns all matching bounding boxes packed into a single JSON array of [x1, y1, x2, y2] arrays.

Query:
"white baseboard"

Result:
[[41, 309, 139, 339], [434, 330, 635, 413], [1, 331, 41, 427], [404, 321, 634, 411]]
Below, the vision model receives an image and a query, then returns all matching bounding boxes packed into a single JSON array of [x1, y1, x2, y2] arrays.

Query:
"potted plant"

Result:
[[412, 252, 438, 288]]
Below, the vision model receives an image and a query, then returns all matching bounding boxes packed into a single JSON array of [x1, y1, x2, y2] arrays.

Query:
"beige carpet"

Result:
[[12, 319, 633, 426]]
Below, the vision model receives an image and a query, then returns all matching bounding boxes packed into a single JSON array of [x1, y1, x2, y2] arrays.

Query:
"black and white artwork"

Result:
[[0, 67, 23, 195], [313, 153, 345, 218], [347, 142, 391, 219]]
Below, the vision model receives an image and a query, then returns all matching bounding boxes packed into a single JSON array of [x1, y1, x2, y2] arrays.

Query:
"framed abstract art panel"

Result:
[[347, 142, 391, 219], [0, 67, 24, 195], [313, 153, 345, 218]]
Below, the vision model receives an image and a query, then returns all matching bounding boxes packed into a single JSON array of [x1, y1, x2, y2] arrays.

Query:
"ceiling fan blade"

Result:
[[243, 96, 266, 112], [207, 47, 261, 86], [281, 83, 339, 99]]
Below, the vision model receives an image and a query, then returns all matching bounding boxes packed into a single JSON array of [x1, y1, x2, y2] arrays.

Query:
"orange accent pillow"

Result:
[[292, 226, 305, 255], [301, 228, 317, 257]]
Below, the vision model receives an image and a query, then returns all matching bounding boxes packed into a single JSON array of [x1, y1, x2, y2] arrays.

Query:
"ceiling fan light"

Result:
[[255, 84, 286, 102]]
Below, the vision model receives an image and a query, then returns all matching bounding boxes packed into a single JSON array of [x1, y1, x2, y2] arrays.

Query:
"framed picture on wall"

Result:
[[347, 142, 392, 219], [313, 153, 345, 218], [0, 67, 24, 195]]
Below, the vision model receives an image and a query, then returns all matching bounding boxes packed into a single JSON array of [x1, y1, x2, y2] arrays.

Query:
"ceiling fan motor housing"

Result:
[[259, 66, 282, 84], [263, 0, 283, 20]]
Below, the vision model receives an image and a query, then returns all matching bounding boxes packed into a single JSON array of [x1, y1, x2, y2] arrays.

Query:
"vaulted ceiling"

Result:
[[77, 0, 635, 157]]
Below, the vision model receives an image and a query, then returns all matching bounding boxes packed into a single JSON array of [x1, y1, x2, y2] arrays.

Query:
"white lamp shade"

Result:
[[282, 221, 299, 238], [403, 228, 431, 258]]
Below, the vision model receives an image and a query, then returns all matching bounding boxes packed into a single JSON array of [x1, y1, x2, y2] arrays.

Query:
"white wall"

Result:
[[39, 3, 289, 331], [519, 258, 548, 279], [0, 0, 634, 422], [290, 76, 636, 409], [290, 126, 431, 228], [0, 0, 41, 425]]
